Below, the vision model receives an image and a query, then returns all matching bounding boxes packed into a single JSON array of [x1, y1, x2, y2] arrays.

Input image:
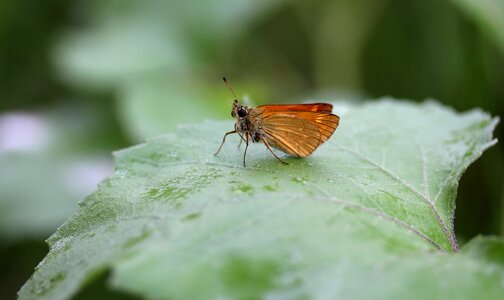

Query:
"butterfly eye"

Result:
[[238, 107, 247, 117]]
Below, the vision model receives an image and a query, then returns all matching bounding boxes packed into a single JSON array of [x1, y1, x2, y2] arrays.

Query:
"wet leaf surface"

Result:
[[19, 100, 503, 300]]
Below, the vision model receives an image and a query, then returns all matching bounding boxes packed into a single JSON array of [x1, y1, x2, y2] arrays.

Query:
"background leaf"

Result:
[[54, 0, 289, 90], [115, 74, 270, 141], [19, 100, 501, 299]]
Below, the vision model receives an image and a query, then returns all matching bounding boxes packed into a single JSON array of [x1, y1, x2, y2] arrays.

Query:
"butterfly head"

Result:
[[231, 99, 248, 118]]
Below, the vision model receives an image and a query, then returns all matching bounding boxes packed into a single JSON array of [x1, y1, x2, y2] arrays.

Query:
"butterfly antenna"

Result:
[[222, 77, 238, 100]]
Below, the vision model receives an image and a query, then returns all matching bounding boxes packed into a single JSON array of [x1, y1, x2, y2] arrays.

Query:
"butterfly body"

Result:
[[232, 102, 264, 144]]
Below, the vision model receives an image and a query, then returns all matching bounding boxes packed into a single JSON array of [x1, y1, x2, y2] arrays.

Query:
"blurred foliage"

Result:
[[0, 0, 70, 109], [0, 240, 48, 300], [449, 0, 504, 53], [0, 0, 503, 298], [0, 104, 120, 240]]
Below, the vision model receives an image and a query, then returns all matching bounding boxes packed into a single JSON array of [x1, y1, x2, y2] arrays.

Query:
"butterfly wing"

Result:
[[260, 114, 322, 157], [251, 106, 340, 157], [306, 111, 340, 143]]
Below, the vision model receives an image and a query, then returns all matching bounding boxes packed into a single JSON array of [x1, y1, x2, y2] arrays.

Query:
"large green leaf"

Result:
[[19, 100, 501, 299]]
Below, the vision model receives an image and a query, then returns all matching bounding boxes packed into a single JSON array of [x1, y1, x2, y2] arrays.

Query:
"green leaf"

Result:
[[19, 100, 502, 300]]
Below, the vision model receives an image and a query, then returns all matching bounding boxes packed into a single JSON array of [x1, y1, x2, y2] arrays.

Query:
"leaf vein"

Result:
[[336, 145, 458, 252]]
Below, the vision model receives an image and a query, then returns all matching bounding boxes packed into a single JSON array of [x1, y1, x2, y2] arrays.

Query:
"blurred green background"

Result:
[[1, 0, 503, 298]]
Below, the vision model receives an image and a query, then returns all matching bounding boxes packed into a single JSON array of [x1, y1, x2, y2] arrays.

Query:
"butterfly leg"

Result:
[[214, 130, 237, 156], [262, 138, 288, 165], [237, 132, 246, 148], [242, 133, 249, 167]]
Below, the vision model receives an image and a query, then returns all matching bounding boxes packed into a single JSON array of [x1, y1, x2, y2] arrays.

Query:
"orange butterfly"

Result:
[[215, 77, 340, 166]]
